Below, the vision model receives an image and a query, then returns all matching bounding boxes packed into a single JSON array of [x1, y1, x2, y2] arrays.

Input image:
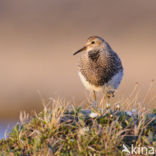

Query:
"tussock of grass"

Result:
[[0, 96, 156, 155]]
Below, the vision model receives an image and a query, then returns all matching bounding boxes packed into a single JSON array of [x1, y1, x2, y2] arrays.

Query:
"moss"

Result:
[[0, 98, 156, 156]]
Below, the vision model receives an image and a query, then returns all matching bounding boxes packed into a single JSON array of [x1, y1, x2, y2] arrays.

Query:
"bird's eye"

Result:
[[91, 41, 95, 44]]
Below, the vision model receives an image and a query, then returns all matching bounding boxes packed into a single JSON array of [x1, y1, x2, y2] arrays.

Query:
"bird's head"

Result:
[[73, 36, 110, 56]]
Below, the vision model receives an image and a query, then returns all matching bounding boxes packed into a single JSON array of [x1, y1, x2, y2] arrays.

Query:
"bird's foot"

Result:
[[91, 100, 97, 108], [106, 90, 115, 99]]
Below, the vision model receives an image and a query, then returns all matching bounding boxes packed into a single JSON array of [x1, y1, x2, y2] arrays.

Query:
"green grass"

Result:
[[0, 96, 156, 156]]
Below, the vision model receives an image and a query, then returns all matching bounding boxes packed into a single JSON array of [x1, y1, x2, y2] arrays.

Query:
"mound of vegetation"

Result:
[[0, 98, 156, 155]]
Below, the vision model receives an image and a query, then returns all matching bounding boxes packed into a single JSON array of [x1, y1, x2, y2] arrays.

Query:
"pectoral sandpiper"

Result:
[[73, 36, 123, 105]]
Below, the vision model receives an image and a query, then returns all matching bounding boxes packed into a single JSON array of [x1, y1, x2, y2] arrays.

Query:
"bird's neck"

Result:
[[88, 49, 100, 62]]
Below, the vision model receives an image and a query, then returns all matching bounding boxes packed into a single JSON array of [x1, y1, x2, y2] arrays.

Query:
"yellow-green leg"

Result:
[[93, 90, 96, 101], [106, 90, 115, 108], [102, 94, 106, 111], [101, 90, 114, 112]]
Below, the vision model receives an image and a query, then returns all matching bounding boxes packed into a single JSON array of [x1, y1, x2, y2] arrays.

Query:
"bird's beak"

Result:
[[73, 46, 86, 56]]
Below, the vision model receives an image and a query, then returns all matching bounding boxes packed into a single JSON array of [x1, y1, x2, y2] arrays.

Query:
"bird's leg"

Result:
[[105, 90, 115, 108], [93, 90, 96, 101], [91, 90, 97, 108], [106, 90, 115, 99], [101, 94, 106, 113], [100, 90, 115, 113]]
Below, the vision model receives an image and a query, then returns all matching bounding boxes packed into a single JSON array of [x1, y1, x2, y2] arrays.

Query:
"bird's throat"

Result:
[[88, 50, 100, 62]]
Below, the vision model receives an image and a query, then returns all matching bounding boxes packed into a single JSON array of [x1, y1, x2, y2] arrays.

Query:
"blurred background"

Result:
[[0, 0, 156, 138]]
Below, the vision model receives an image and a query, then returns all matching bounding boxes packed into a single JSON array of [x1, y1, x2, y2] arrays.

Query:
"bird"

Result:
[[73, 36, 123, 103]]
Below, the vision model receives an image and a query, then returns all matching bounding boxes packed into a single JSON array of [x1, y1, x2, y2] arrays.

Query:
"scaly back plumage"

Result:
[[78, 46, 123, 88]]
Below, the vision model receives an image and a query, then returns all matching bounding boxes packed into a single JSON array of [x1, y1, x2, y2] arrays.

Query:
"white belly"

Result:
[[78, 72, 104, 92], [106, 70, 123, 89], [78, 71, 123, 92]]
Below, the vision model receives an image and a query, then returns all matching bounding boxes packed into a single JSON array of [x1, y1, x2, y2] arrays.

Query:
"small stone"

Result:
[[106, 103, 111, 109], [89, 112, 98, 118], [116, 104, 120, 109], [110, 114, 113, 118], [79, 127, 89, 135], [126, 111, 133, 116], [115, 104, 120, 110], [132, 109, 136, 113]]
